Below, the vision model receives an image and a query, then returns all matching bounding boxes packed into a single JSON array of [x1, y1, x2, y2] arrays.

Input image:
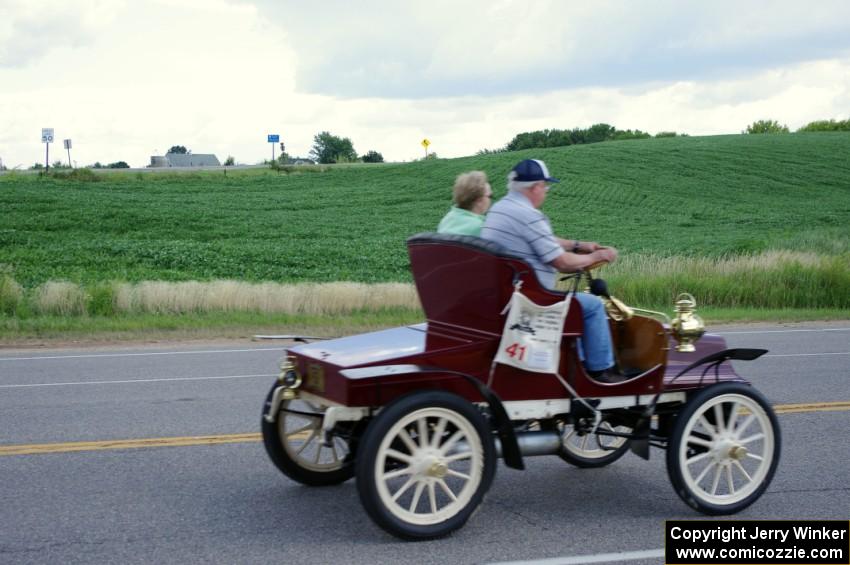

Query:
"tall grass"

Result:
[[32, 281, 89, 315], [113, 281, 419, 314], [0, 271, 23, 315], [2, 249, 847, 319], [16, 280, 419, 317], [602, 251, 850, 309]]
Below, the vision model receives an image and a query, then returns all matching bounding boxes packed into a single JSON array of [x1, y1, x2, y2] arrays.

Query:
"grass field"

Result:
[[1, 132, 849, 333]]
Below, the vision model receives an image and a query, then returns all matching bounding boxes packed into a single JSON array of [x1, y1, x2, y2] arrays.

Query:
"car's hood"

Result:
[[289, 323, 432, 368]]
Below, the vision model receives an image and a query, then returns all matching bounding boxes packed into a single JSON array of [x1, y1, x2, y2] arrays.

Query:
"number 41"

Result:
[[505, 343, 526, 361]]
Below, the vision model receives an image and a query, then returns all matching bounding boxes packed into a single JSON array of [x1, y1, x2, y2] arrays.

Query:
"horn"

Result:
[[603, 295, 634, 322]]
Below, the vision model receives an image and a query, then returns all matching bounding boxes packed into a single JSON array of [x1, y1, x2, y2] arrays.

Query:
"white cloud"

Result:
[[0, 0, 123, 68], [252, 0, 850, 98]]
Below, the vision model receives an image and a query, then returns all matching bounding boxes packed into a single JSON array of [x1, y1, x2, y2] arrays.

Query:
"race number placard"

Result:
[[494, 291, 570, 373]]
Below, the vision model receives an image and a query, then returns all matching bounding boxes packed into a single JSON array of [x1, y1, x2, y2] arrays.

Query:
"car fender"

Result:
[[341, 364, 524, 470]]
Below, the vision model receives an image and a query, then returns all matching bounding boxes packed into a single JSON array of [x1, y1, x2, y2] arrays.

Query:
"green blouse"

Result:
[[437, 206, 485, 236]]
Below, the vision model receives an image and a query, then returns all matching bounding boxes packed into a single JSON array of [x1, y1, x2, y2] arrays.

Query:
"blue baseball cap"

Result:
[[511, 159, 560, 183]]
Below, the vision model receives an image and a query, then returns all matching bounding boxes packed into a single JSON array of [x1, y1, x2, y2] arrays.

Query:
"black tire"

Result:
[[666, 382, 780, 515], [557, 419, 631, 468], [261, 384, 355, 486], [356, 390, 496, 540]]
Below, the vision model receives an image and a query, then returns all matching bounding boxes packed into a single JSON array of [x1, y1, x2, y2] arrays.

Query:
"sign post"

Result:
[[421, 138, 431, 159], [268, 134, 280, 164], [42, 128, 54, 172], [64, 139, 73, 169]]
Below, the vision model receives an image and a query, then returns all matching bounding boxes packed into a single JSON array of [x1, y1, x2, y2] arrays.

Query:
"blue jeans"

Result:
[[573, 292, 615, 372]]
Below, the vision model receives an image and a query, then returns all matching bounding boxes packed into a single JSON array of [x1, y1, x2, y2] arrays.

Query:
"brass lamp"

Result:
[[278, 356, 302, 399], [671, 293, 705, 352]]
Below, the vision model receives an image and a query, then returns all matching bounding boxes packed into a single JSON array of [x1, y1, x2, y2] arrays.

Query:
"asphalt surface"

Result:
[[1, 323, 848, 564]]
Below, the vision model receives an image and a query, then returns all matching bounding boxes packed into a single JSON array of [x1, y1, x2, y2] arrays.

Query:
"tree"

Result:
[[797, 119, 850, 132], [107, 161, 130, 168], [167, 145, 188, 154], [309, 131, 357, 164], [504, 123, 650, 151], [585, 123, 617, 143], [611, 128, 651, 141], [361, 150, 384, 163], [223, 156, 235, 166], [744, 120, 789, 134]]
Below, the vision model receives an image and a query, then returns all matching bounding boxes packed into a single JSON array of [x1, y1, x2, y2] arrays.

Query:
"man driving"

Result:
[[480, 159, 624, 383]]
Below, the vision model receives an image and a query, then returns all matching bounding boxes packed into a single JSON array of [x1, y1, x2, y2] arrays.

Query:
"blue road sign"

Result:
[[268, 134, 280, 143]]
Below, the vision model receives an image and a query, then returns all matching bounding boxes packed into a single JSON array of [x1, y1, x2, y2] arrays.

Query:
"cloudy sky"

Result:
[[1, 0, 849, 168]]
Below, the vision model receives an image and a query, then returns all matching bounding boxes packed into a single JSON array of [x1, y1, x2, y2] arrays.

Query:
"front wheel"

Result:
[[356, 391, 496, 540], [667, 382, 780, 515], [262, 385, 355, 486]]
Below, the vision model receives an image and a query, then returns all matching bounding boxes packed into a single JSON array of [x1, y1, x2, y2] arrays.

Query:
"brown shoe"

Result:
[[590, 368, 629, 384]]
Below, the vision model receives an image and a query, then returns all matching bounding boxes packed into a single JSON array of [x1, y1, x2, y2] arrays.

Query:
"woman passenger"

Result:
[[437, 171, 493, 236]]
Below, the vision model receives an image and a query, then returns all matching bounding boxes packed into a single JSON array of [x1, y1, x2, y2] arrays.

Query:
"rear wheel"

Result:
[[557, 419, 631, 468], [262, 385, 355, 486], [666, 383, 780, 514], [356, 391, 496, 540]]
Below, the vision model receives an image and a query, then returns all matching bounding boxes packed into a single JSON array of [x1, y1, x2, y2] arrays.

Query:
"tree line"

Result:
[[28, 160, 128, 170], [745, 118, 850, 134], [476, 123, 684, 154], [479, 116, 850, 154]]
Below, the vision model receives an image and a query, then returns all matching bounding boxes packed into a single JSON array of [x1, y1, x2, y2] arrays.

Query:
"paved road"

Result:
[[1, 324, 848, 564]]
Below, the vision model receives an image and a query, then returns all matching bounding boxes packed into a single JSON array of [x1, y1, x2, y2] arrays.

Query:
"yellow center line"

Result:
[[0, 433, 262, 456], [1, 401, 848, 457], [773, 400, 850, 414]]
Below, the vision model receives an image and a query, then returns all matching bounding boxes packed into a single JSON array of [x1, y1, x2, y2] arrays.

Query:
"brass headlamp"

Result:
[[671, 293, 705, 352], [278, 356, 302, 399]]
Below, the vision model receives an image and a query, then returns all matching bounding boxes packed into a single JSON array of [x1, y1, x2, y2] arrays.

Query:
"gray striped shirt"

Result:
[[480, 191, 563, 289]]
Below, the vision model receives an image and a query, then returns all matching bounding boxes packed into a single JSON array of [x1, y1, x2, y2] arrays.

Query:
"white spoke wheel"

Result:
[[667, 383, 780, 515], [261, 385, 355, 486], [356, 391, 496, 540], [558, 420, 631, 468]]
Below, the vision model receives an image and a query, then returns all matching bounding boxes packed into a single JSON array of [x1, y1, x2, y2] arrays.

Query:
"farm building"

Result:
[[149, 152, 221, 167]]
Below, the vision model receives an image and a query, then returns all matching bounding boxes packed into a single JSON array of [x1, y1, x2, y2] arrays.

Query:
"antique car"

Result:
[[261, 233, 781, 540]]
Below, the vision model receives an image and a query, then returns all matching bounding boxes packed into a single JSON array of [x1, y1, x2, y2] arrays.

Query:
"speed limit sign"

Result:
[[41, 128, 54, 143]]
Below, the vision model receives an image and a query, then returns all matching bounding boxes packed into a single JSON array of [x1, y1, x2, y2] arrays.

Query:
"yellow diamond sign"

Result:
[[421, 138, 431, 148]]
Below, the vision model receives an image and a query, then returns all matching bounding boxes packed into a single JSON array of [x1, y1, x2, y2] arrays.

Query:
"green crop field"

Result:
[[1, 132, 849, 326]]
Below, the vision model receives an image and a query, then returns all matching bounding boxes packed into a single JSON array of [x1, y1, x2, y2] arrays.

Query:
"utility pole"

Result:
[[64, 139, 73, 168]]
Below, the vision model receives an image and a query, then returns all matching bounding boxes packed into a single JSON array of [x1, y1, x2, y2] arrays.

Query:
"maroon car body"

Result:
[[261, 233, 780, 540]]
